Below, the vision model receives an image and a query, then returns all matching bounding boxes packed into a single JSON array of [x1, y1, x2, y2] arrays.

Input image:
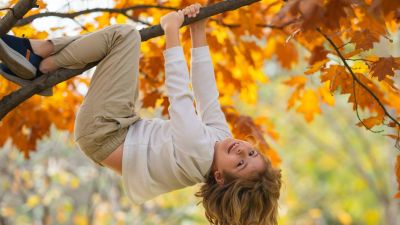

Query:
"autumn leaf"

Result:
[[320, 65, 352, 94], [309, 46, 328, 65], [350, 30, 380, 51], [296, 89, 321, 122], [370, 57, 400, 81], [356, 114, 384, 129], [275, 41, 299, 69]]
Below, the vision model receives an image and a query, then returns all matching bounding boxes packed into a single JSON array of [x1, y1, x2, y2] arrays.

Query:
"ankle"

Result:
[[39, 56, 59, 73], [30, 40, 54, 58]]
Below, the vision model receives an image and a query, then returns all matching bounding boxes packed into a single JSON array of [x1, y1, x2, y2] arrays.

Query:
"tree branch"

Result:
[[0, 0, 261, 120], [0, 0, 37, 35], [316, 28, 400, 129], [15, 4, 177, 27]]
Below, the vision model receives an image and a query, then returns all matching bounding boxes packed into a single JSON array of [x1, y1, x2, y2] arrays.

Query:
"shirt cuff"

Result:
[[163, 46, 185, 63], [191, 46, 211, 60]]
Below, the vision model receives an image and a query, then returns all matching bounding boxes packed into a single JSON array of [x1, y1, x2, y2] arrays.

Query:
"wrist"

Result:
[[164, 24, 180, 33], [190, 24, 206, 32]]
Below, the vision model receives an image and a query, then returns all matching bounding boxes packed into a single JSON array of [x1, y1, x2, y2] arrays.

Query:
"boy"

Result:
[[0, 4, 281, 225]]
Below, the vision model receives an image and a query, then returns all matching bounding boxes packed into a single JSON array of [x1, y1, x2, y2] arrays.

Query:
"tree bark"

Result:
[[0, 0, 37, 35], [0, 0, 260, 121]]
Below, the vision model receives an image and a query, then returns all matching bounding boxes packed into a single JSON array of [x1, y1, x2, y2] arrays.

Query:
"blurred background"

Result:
[[0, 0, 399, 224]]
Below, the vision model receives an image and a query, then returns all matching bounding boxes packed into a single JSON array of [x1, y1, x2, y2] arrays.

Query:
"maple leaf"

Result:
[[370, 57, 400, 81], [322, 0, 350, 30], [296, 89, 321, 122], [309, 46, 328, 65], [356, 114, 384, 129], [275, 41, 298, 69], [320, 65, 352, 94], [350, 30, 380, 50]]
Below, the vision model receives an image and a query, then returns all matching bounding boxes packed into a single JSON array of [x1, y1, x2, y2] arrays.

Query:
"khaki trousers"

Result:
[[50, 25, 141, 164]]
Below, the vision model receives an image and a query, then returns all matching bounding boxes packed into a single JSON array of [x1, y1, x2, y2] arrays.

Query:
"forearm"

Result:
[[165, 27, 181, 49], [190, 25, 207, 48]]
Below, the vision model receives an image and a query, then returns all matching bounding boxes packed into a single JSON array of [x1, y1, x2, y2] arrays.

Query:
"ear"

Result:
[[213, 170, 224, 185]]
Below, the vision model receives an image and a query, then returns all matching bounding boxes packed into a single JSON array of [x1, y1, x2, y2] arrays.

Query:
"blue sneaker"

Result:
[[0, 34, 43, 79]]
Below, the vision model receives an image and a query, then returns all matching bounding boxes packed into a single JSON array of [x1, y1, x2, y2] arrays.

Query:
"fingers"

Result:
[[183, 3, 201, 18]]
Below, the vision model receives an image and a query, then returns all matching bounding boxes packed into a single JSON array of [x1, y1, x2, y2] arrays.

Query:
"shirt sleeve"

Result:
[[190, 46, 232, 136], [164, 47, 211, 156]]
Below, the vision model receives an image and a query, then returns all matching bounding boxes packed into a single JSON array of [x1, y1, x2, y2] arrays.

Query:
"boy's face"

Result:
[[213, 138, 266, 185]]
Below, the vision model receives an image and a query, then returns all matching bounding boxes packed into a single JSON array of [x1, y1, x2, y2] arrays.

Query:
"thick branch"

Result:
[[316, 28, 400, 128], [0, 0, 261, 120], [15, 4, 177, 27], [15, 3, 294, 31], [0, 0, 37, 35]]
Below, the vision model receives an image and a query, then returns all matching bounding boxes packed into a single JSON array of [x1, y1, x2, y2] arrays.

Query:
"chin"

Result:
[[218, 137, 234, 153]]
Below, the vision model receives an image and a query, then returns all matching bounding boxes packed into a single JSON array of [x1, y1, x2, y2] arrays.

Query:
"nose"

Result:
[[236, 147, 244, 155]]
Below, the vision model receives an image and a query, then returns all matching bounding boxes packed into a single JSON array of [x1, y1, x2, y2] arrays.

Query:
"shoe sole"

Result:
[[0, 66, 53, 96], [0, 39, 36, 79]]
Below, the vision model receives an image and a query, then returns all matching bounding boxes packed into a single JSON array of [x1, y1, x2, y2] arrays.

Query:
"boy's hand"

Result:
[[160, 10, 185, 31], [182, 3, 207, 30]]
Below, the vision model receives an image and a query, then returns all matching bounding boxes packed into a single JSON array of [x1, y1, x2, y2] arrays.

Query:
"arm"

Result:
[[189, 17, 232, 136], [160, 8, 210, 153]]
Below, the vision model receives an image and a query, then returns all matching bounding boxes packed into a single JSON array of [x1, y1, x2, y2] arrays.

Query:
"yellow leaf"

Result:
[[337, 211, 352, 225], [305, 59, 328, 75], [318, 83, 335, 106], [351, 60, 369, 74], [296, 89, 321, 122], [26, 195, 40, 208], [73, 215, 88, 225], [70, 177, 80, 189]]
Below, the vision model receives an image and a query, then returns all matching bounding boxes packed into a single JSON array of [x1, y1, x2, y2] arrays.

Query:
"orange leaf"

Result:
[[370, 57, 399, 81], [309, 46, 328, 65], [305, 60, 328, 75], [276, 41, 298, 69], [356, 115, 384, 129], [296, 89, 321, 122], [320, 65, 352, 94], [283, 76, 307, 88], [350, 30, 380, 50]]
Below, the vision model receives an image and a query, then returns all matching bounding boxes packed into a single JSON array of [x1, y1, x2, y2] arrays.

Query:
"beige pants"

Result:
[[50, 25, 141, 164]]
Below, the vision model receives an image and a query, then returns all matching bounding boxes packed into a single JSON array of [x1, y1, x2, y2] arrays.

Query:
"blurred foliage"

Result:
[[0, 0, 399, 224], [1, 77, 398, 224]]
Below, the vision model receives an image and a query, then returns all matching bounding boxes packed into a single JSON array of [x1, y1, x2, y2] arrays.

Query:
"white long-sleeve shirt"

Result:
[[122, 46, 232, 204]]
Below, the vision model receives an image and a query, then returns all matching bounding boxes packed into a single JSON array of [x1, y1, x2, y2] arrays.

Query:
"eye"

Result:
[[249, 150, 255, 156], [237, 160, 244, 167]]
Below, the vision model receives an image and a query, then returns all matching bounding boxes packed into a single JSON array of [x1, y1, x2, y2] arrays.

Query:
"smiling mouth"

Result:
[[227, 142, 237, 154]]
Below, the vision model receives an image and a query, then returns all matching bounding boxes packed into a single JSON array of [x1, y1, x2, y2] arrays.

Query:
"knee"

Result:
[[113, 24, 140, 41]]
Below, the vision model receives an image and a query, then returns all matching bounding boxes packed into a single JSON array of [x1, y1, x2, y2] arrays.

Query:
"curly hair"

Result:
[[196, 156, 281, 225]]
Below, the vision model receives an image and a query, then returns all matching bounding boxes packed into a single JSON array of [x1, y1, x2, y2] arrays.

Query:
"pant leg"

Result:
[[50, 24, 141, 164]]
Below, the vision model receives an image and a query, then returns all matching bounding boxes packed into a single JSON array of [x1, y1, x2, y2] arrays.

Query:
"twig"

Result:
[[352, 78, 383, 133], [337, 41, 351, 49], [15, 4, 178, 27], [211, 18, 298, 29], [345, 58, 376, 63], [316, 28, 400, 129], [0, 0, 37, 35]]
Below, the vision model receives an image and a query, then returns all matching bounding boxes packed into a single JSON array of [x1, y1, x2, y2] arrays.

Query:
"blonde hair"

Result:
[[196, 156, 281, 225]]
